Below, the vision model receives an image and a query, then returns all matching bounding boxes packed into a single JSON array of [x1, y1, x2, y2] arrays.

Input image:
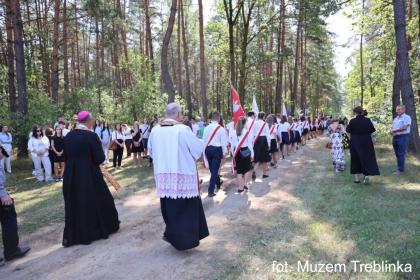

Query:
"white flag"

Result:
[[252, 95, 259, 116], [282, 103, 288, 117]]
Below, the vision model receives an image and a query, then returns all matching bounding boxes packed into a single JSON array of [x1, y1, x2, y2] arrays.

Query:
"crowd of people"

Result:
[[0, 102, 414, 263]]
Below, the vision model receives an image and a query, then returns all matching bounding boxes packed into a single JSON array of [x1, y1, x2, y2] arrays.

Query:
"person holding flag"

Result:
[[252, 112, 271, 179], [230, 85, 245, 124], [202, 112, 228, 197]]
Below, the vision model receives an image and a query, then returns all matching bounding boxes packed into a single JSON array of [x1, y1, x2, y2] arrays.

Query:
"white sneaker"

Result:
[[363, 176, 369, 185]]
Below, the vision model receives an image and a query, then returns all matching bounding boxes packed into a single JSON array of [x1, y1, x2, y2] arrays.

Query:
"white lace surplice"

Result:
[[148, 120, 204, 199]]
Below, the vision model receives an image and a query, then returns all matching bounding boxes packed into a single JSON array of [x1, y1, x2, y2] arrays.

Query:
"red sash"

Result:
[[289, 123, 295, 131], [202, 125, 221, 168], [253, 122, 267, 145], [270, 124, 277, 138], [233, 127, 252, 161]]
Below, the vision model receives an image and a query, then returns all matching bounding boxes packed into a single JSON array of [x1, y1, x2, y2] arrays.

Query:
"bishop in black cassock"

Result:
[[62, 111, 119, 247]]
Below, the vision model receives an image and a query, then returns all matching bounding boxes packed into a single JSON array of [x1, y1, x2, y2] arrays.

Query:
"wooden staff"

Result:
[[100, 164, 122, 192]]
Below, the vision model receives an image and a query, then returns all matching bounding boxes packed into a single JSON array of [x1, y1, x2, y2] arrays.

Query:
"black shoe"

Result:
[[216, 179, 224, 189], [162, 235, 170, 244], [5, 246, 31, 261], [262, 175, 269, 179], [270, 162, 275, 167], [208, 192, 216, 197], [62, 239, 71, 248], [237, 189, 244, 193], [244, 186, 249, 191], [252, 172, 256, 181], [353, 180, 361, 184], [0, 257, 4, 267]]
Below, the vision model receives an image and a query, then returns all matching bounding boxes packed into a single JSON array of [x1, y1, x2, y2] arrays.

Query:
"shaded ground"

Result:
[[1, 138, 419, 279]]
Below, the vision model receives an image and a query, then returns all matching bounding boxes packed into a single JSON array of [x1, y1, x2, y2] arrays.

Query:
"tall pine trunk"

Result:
[[198, 0, 207, 120], [292, 1, 303, 114], [144, 0, 155, 78], [6, 1, 17, 114], [51, 0, 61, 104], [63, 0, 69, 94], [11, 0, 28, 157], [180, 0, 192, 118], [161, 0, 177, 102], [275, 0, 286, 113], [393, 0, 420, 152]]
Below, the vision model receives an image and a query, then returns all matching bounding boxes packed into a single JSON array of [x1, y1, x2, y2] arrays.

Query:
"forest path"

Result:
[[2, 137, 326, 280]]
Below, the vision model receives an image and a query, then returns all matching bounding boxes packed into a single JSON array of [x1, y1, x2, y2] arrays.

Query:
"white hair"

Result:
[[165, 102, 182, 116]]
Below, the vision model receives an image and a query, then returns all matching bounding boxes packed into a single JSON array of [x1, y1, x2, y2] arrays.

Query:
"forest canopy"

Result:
[[0, 0, 419, 156]]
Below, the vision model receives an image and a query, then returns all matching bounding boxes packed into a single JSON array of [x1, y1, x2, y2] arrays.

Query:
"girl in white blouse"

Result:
[[230, 116, 254, 193]]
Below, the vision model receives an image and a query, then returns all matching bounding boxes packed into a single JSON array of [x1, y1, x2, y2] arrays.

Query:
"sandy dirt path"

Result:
[[1, 138, 325, 280]]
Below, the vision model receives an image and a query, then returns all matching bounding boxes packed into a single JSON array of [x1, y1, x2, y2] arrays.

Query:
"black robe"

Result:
[[160, 197, 209, 251], [346, 115, 380, 176], [62, 129, 119, 247]]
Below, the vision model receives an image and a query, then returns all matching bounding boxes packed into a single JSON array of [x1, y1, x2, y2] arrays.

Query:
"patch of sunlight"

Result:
[[308, 221, 355, 262]]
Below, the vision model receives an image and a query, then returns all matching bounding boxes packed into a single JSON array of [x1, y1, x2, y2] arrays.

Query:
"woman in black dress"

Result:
[[131, 121, 143, 166], [346, 106, 380, 184], [51, 127, 65, 181]]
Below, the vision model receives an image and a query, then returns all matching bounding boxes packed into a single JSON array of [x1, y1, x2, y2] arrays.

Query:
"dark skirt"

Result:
[[289, 131, 296, 144], [131, 141, 144, 153], [303, 128, 309, 135], [349, 135, 380, 176], [294, 131, 301, 143], [281, 132, 290, 145], [234, 147, 253, 175], [53, 151, 65, 163], [253, 136, 271, 163], [160, 196, 209, 251], [270, 139, 279, 153]]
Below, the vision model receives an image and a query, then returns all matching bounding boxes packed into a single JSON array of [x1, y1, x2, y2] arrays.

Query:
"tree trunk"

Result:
[[63, 0, 69, 94], [51, 0, 61, 104], [6, 1, 17, 114], [238, 2, 256, 105], [144, 0, 155, 78], [176, 0, 183, 97], [198, 0, 208, 120], [161, 0, 177, 102], [393, 0, 420, 152], [223, 0, 242, 88], [275, 0, 286, 113], [360, 0, 365, 107], [11, 0, 28, 157], [180, 0, 192, 118], [292, 0, 303, 114]]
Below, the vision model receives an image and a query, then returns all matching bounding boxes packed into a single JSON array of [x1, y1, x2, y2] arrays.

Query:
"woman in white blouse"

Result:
[[230, 116, 254, 193], [27, 126, 52, 182]]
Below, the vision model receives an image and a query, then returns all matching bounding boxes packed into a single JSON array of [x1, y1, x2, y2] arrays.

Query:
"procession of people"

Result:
[[0, 100, 415, 264]]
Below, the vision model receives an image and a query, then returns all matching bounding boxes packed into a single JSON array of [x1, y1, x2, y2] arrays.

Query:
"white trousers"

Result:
[[0, 144, 12, 173], [32, 155, 52, 181], [102, 145, 109, 163]]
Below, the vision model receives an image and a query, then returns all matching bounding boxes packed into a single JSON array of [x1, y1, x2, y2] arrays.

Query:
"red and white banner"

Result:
[[231, 86, 245, 124]]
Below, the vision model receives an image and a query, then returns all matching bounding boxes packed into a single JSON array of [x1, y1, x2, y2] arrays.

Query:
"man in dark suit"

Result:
[[0, 145, 30, 264]]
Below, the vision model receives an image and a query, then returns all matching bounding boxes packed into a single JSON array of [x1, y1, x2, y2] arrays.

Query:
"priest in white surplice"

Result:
[[148, 103, 209, 250]]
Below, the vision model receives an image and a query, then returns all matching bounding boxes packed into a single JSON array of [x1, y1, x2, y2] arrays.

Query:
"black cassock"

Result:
[[62, 129, 119, 247], [346, 115, 380, 176]]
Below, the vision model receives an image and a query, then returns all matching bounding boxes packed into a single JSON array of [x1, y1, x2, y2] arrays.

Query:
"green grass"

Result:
[[217, 144, 419, 280], [2, 145, 419, 279], [3, 156, 154, 236]]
